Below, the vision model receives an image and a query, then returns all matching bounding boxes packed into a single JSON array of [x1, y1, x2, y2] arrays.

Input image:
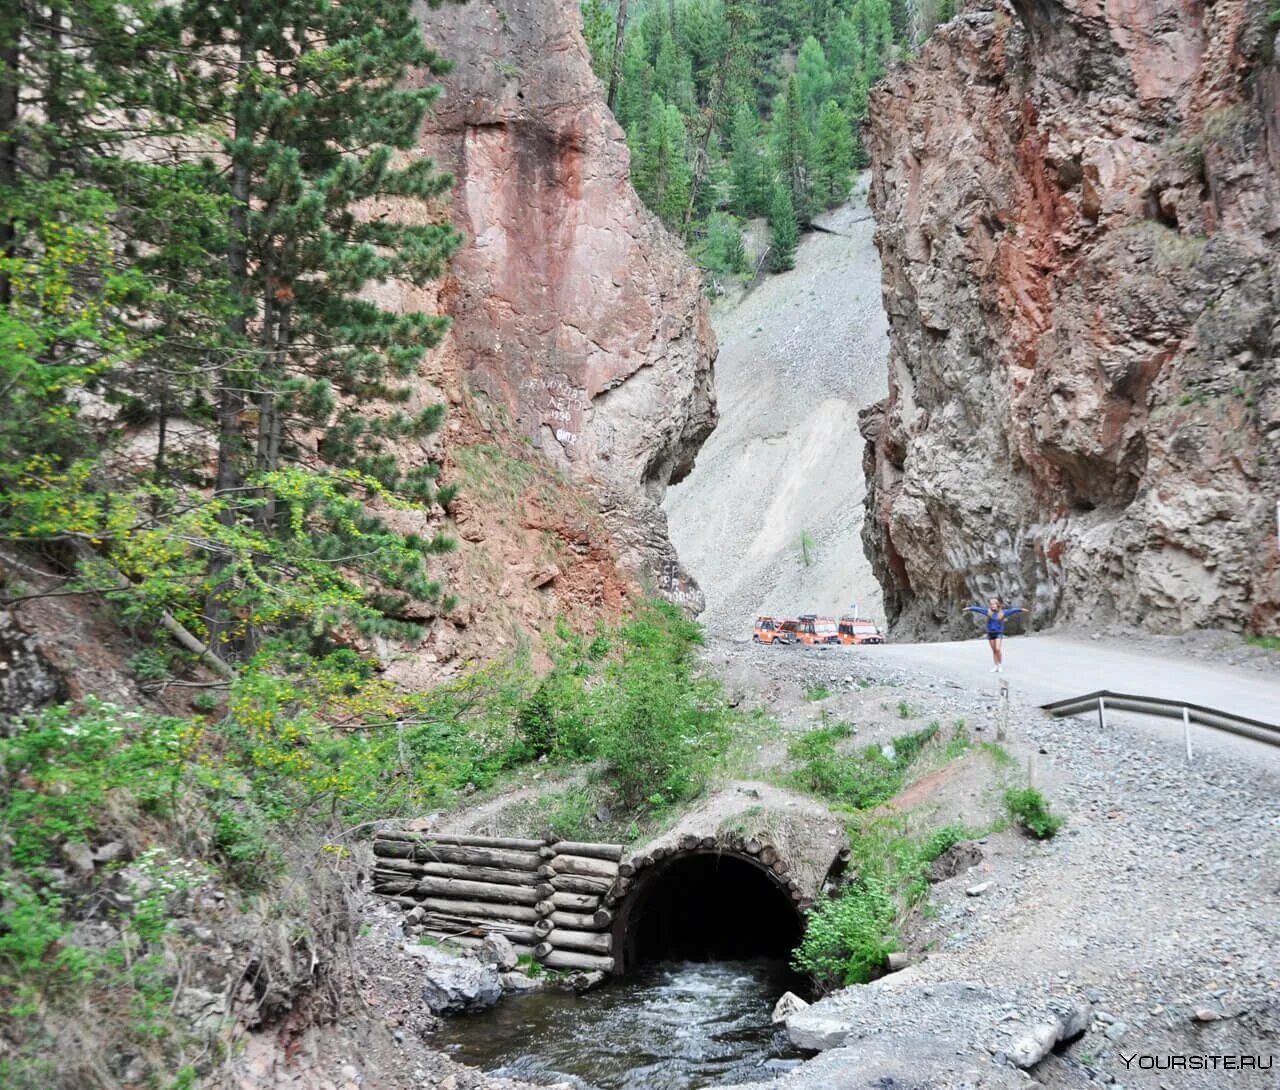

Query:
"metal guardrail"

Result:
[[1041, 690, 1280, 753]]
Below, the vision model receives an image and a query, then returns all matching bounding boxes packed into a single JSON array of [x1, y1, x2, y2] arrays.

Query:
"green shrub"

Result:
[[542, 789, 595, 840], [791, 871, 898, 989], [1005, 788, 1065, 839], [794, 820, 974, 992], [897, 699, 912, 718], [515, 682, 557, 757], [797, 529, 816, 566], [805, 685, 831, 702], [788, 723, 938, 810], [592, 602, 732, 813]]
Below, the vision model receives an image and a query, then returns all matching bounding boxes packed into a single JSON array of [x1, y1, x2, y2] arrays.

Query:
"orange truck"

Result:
[[752, 616, 794, 645], [837, 616, 885, 645], [794, 614, 841, 647]]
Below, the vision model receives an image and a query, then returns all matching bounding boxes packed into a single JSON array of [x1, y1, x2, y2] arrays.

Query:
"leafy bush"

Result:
[[1005, 788, 1065, 839], [792, 871, 898, 989], [542, 788, 595, 840], [693, 212, 748, 277], [591, 601, 732, 812], [515, 682, 558, 757], [794, 820, 973, 992]]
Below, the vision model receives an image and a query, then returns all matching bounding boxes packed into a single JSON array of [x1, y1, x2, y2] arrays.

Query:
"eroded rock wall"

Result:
[[415, 0, 716, 610], [863, 0, 1279, 638]]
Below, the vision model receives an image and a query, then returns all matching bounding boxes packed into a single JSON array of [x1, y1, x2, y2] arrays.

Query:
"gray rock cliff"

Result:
[[863, 0, 1279, 637]]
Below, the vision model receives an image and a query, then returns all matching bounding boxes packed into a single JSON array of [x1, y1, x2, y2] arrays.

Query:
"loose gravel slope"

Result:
[[663, 187, 888, 638]]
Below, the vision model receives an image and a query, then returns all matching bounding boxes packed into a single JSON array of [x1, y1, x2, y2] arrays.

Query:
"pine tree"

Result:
[[0, 3, 226, 510], [796, 37, 833, 126], [727, 100, 765, 217], [654, 23, 694, 112], [175, 0, 463, 650], [616, 32, 652, 132], [813, 100, 855, 207], [776, 75, 813, 223], [581, 0, 615, 82], [652, 100, 692, 227], [766, 182, 798, 272]]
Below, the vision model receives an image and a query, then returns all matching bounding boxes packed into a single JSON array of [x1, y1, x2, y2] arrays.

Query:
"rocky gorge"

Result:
[[861, 0, 1280, 639]]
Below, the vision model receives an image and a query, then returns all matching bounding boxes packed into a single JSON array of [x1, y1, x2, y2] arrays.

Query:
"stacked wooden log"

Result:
[[602, 832, 813, 911], [373, 833, 622, 972]]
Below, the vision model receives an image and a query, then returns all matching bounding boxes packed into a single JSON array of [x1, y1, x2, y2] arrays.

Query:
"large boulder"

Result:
[[404, 944, 502, 1015]]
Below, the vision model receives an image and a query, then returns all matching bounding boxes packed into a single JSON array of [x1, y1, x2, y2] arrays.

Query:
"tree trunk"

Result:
[[374, 866, 550, 902], [413, 898, 541, 924], [550, 841, 624, 862], [547, 908, 613, 931], [0, 16, 20, 309], [547, 854, 620, 880], [207, 10, 255, 657], [536, 948, 615, 973], [378, 833, 547, 852], [605, 0, 628, 114], [550, 873, 613, 896], [374, 841, 544, 870], [391, 861, 544, 888], [542, 928, 613, 954]]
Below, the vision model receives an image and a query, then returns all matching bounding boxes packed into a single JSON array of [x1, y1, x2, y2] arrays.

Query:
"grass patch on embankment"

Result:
[[780, 706, 1053, 995]]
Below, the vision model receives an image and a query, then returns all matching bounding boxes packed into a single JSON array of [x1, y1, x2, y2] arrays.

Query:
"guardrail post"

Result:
[[1097, 695, 1108, 731], [1183, 706, 1192, 762], [998, 681, 1009, 742]]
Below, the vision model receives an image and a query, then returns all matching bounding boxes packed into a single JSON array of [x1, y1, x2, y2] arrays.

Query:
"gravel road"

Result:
[[712, 640, 1280, 1089], [869, 633, 1280, 766]]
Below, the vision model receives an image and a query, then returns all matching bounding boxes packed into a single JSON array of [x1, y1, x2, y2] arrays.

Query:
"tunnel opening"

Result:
[[613, 850, 805, 971]]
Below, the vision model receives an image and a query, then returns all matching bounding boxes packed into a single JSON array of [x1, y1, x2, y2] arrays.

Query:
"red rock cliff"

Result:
[[415, 0, 717, 611], [862, 0, 1279, 637]]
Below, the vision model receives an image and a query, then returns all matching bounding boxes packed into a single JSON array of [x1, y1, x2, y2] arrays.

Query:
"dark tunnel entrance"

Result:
[[612, 851, 805, 971]]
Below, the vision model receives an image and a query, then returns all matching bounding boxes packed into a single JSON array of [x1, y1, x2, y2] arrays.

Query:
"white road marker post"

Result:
[[1097, 695, 1108, 731], [1183, 705, 1193, 762], [998, 680, 1009, 743]]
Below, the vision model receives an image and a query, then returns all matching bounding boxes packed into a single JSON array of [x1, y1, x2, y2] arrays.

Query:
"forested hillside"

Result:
[[580, 0, 951, 275], [0, 3, 728, 1084]]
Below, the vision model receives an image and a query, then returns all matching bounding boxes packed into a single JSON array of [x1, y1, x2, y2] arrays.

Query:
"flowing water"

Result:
[[437, 959, 808, 1089]]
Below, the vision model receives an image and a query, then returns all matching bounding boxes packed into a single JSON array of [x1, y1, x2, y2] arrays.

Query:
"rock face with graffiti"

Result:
[[861, 0, 1280, 638]]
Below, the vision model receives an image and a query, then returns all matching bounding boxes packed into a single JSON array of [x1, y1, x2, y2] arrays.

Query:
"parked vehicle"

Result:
[[795, 614, 841, 646], [837, 616, 885, 645], [752, 616, 794, 644]]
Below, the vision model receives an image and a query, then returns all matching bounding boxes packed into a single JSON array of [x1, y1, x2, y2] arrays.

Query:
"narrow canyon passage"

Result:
[[663, 194, 890, 638]]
